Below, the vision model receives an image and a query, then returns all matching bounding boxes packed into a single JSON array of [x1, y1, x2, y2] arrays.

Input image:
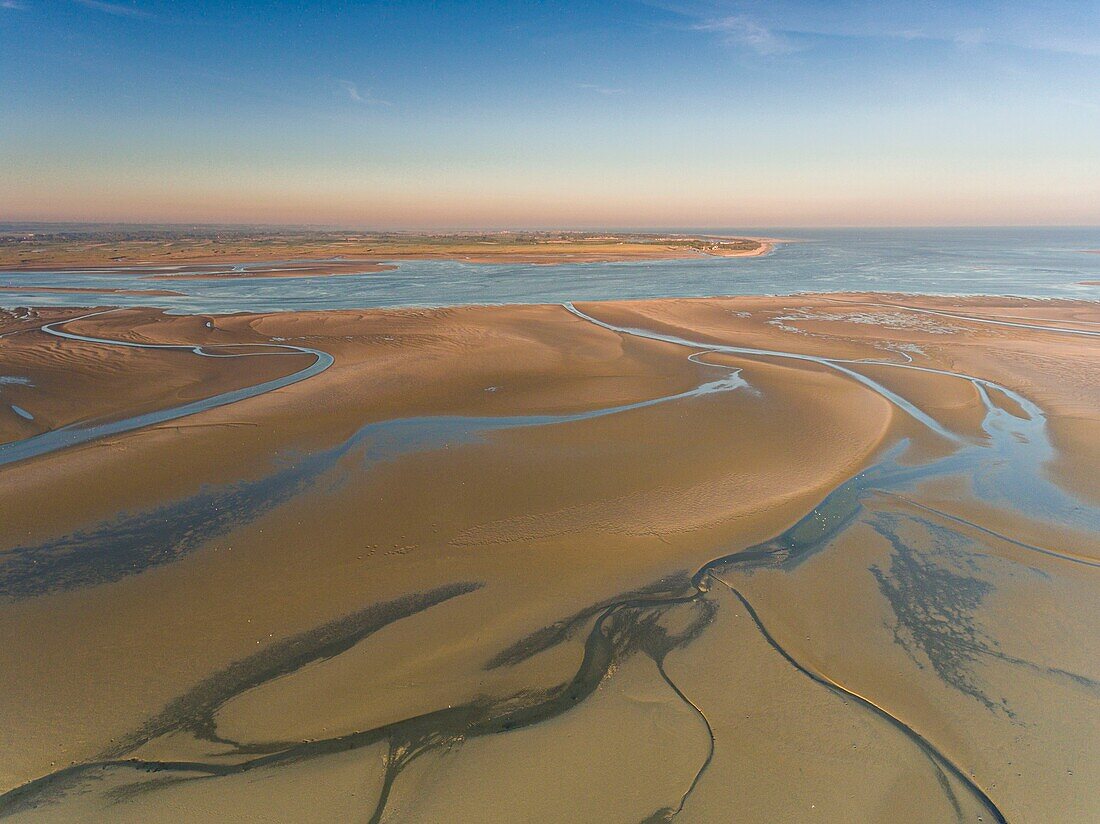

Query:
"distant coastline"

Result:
[[0, 229, 775, 276]]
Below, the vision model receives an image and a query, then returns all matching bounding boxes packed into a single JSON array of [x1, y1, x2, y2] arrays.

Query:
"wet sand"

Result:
[[0, 294, 1097, 822]]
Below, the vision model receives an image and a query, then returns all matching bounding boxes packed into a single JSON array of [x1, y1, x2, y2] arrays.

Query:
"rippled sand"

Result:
[[0, 294, 1097, 822]]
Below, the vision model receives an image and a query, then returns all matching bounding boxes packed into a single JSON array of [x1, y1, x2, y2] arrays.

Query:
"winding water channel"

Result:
[[1, 301, 1097, 821], [0, 311, 333, 467]]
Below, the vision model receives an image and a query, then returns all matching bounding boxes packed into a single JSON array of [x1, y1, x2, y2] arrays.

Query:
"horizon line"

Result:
[[3, 221, 1099, 232]]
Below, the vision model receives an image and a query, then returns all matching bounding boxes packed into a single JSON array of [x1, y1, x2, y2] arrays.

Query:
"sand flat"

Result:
[[0, 294, 1096, 821]]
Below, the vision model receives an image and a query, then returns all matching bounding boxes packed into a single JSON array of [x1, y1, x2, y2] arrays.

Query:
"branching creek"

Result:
[[2, 303, 1098, 821]]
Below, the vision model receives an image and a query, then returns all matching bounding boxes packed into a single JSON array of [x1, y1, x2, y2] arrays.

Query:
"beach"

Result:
[[1, 293, 1097, 822], [6, 0, 1098, 817]]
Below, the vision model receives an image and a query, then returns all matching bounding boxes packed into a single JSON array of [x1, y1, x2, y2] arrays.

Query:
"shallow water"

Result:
[[0, 312, 334, 467], [2, 228, 1098, 313], [3, 300, 1096, 822], [1, 233, 1098, 821]]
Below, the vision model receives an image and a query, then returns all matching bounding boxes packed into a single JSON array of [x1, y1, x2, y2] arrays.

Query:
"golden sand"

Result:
[[0, 294, 1096, 822]]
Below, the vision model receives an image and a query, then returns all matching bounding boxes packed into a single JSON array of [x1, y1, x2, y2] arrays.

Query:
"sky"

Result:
[[1, 0, 1098, 228]]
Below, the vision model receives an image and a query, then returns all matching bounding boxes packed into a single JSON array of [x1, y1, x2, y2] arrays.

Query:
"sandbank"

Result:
[[0, 293, 1096, 822]]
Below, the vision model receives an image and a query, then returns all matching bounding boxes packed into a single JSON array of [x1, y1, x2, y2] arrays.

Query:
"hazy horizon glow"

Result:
[[2, 1, 1098, 228]]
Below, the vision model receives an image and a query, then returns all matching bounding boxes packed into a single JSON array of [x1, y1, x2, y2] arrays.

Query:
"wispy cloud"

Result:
[[654, 1, 1100, 59], [73, 0, 153, 19], [691, 14, 799, 55], [577, 83, 625, 96], [952, 28, 987, 49], [337, 79, 364, 102], [1, 1, 28, 10], [336, 79, 390, 106]]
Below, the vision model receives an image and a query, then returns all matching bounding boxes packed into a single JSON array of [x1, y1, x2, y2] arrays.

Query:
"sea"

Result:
[[1, 227, 1098, 313]]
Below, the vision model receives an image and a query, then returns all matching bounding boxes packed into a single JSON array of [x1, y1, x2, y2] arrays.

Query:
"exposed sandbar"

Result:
[[0, 293, 1096, 822]]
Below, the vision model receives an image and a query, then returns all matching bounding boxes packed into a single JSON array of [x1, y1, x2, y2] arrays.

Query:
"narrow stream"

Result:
[[0, 311, 334, 467], [1, 303, 1097, 821]]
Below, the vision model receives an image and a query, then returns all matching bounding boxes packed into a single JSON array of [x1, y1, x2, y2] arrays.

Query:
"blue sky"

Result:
[[2, 0, 1098, 226]]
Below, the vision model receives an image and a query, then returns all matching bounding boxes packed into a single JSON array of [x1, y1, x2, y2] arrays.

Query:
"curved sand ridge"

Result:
[[0, 296, 1097, 822]]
